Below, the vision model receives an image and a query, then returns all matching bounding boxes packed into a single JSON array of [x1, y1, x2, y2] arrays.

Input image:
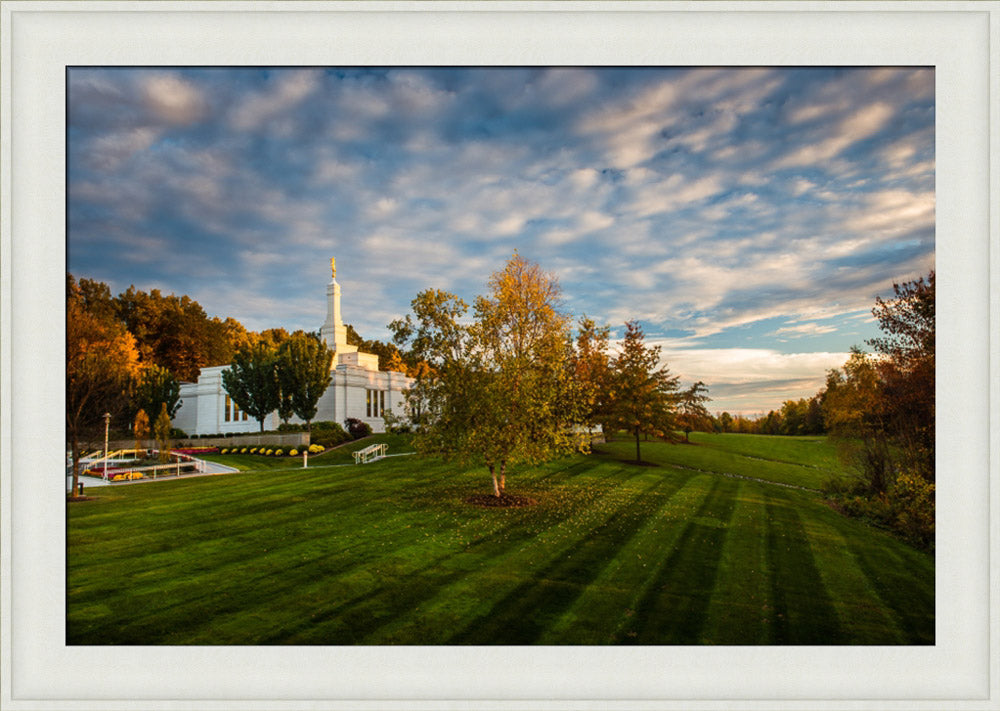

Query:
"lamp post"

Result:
[[103, 412, 111, 481]]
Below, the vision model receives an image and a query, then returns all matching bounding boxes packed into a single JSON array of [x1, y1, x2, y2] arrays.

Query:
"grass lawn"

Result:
[[67, 433, 933, 645]]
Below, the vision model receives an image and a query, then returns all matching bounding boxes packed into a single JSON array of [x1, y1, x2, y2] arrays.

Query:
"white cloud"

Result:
[[771, 322, 838, 337], [843, 189, 935, 234], [654, 347, 849, 413], [774, 101, 896, 169], [142, 74, 206, 125], [229, 70, 319, 131]]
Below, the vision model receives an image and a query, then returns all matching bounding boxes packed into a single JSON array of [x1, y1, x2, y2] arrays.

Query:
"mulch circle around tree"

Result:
[[67, 495, 98, 502], [464, 493, 538, 508]]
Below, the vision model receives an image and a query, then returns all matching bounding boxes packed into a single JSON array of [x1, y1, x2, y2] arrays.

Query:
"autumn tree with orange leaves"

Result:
[[67, 282, 141, 497]]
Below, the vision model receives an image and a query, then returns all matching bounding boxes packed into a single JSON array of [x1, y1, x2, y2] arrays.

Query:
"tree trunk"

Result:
[[69, 431, 80, 498], [490, 464, 501, 497], [259, 418, 265, 433], [635, 426, 641, 463], [499, 460, 506, 493]]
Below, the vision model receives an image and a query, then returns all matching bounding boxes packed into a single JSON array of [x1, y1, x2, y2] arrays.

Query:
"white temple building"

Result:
[[172, 259, 413, 435]]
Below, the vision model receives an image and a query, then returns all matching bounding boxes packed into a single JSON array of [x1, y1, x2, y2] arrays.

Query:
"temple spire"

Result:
[[320, 257, 356, 358]]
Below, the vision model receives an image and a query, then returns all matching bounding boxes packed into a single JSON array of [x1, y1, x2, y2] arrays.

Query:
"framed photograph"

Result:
[[2, 2, 996, 709]]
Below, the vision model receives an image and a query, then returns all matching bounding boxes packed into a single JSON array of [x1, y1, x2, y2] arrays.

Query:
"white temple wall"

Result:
[[169, 259, 414, 437]]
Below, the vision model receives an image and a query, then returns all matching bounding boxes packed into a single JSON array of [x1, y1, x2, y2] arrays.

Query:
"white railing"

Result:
[[78, 449, 205, 482], [353, 443, 387, 464]]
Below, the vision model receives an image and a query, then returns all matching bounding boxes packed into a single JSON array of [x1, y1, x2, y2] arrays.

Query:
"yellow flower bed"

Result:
[[111, 472, 145, 482]]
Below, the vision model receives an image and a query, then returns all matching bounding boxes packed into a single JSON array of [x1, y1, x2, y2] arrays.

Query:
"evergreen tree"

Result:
[[677, 381, 712, 442], [607, 321, 679, 463]]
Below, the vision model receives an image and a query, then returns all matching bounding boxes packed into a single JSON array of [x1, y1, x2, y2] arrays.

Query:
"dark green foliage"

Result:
[[277, 332, 333, 432], [309, 421, 351, 448], [133, 363, 182, 421], [221, 342, 280, 432]]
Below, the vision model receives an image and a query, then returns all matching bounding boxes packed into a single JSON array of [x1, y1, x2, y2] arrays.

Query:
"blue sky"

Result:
[[67, 67, 934, 415]]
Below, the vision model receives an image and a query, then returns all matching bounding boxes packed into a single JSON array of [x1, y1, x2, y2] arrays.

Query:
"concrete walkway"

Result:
[[69, 458, 240, 489]]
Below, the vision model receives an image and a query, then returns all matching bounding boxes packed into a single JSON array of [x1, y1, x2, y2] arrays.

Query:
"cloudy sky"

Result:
[[67, 67, 934, 415]]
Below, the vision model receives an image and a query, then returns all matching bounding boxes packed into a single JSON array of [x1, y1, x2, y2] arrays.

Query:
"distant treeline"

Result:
[[67, 274, 409, 383], [712, 396, 825, 436]]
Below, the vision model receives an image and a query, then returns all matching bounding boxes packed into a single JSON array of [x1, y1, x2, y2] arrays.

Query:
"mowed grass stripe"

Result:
[[445, 473, 692, 645], [598, 439, 831, 490], [68, 436, 934, 645], [699, 481, 774, 644], [764, 492, 842, 644], [690, 433, 844, 473], [799, 513, 907, 644], [615, 475, 739, 644], [537, 472, 714, 644], [201, 465, 658, 644], [363, 469, 668, 645]]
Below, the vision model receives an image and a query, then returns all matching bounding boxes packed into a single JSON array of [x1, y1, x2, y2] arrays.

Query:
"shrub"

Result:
[[289, 449, 298, 457], [889, 472, 935, 548], [278, 423, 306, 432], [220, 448, 228, 454], [345, 418, 372, 439], [265, 449, 273, 456], [241, 448, 248, 454], [308, 444, 324, 454], [250, 447, 258, 454], [824, 470, 934, 549], [311, 421, 351, 449], [275, 449, 284, 457]]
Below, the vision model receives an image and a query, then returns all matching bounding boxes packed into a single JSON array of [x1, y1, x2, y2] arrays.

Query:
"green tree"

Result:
[[470, 253, 581, 495], [677, 381, 712, 442], [390, 288, 475, 458], [221, 342, 280, 432], [607, 321, 679, 463], [718, 411, 734, 433], [277, 332, 334, 434], [392, 254, 582, 497], [154, 402, 173, 463], [133, 363, 182, 422]]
